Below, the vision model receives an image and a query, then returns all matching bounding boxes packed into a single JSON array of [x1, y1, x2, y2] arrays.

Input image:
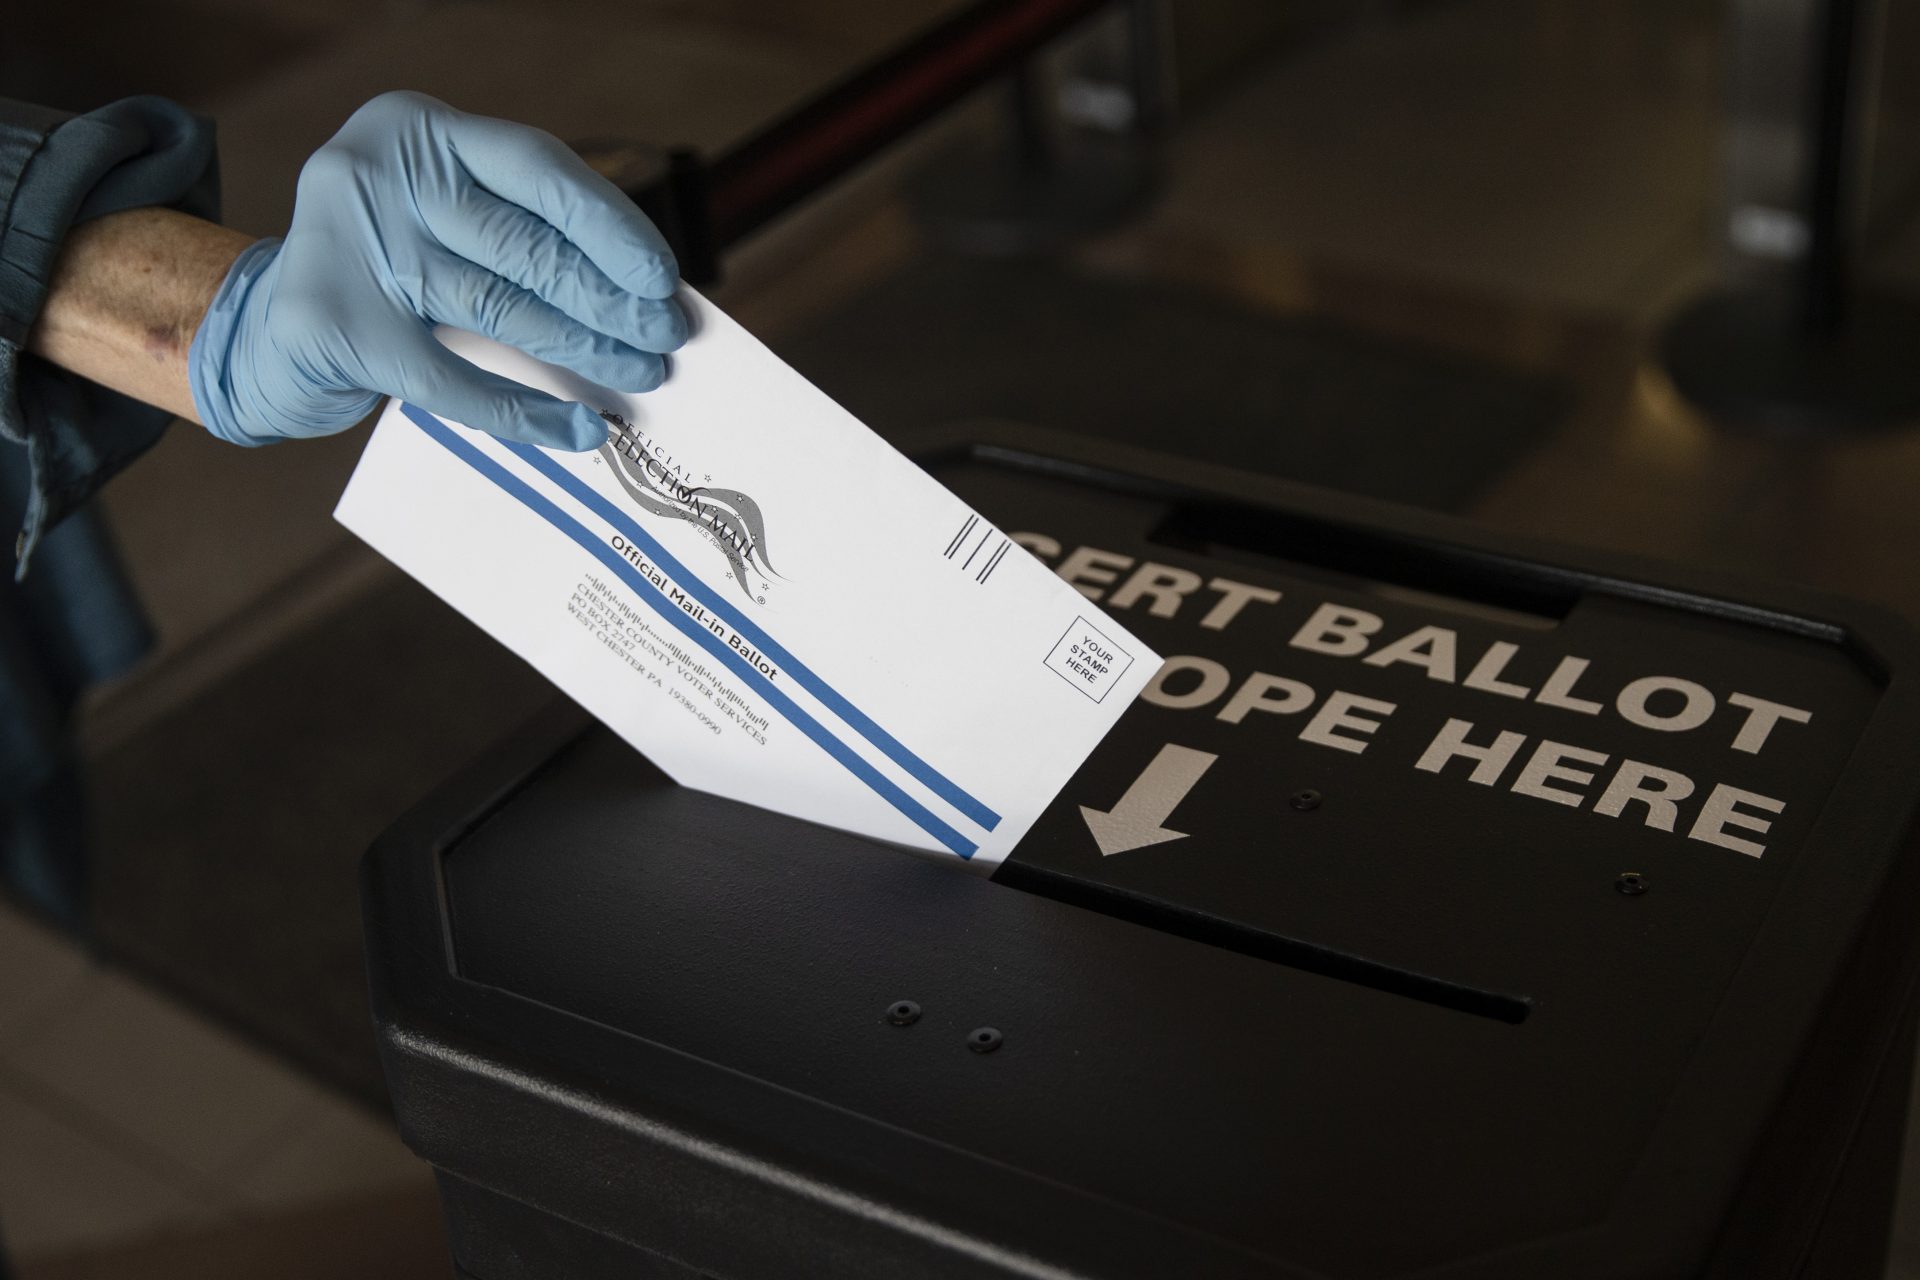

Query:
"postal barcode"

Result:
[[944, 513, 1011, 584]]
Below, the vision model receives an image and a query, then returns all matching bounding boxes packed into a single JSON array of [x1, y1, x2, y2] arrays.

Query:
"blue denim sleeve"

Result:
[[0, 95, 220, 575]]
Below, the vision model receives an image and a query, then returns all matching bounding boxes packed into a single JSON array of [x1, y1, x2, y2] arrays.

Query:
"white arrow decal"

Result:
[[1079, 743, 1219, 856]]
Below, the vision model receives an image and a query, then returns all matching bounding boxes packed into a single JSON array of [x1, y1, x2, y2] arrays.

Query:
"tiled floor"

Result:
[[0, 899, 437, 1275]]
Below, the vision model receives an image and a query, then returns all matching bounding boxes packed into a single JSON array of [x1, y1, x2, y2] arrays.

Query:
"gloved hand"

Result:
[[189, 90, 684, 452]]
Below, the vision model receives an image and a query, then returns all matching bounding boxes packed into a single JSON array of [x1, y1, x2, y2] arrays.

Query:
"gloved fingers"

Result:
[[421, 255, 667, 393], [434, 193, 687, 355], [388, 329, 610, 452], [433, 107, 679, 300]]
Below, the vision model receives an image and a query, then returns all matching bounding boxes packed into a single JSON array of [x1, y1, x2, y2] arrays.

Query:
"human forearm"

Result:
[[23, 92, 682, 454], [26, 206, 253, 424]]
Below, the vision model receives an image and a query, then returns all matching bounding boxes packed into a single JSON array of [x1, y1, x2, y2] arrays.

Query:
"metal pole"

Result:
[[703, 0, 1114, 247], [1800, 0, 1864, 336]]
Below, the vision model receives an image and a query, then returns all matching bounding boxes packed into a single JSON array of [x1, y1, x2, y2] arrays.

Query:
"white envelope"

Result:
[[335, 290, 1158, 866]]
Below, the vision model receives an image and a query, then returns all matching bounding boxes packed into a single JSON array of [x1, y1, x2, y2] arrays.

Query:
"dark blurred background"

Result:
[[5, 0, 1920, 1274]]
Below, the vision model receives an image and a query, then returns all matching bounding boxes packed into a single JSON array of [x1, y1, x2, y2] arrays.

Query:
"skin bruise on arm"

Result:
[[27, 206, 254, 424]]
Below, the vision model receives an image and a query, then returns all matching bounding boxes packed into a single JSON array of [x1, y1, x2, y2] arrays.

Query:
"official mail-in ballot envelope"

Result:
[[335, 290, 1158, 866]]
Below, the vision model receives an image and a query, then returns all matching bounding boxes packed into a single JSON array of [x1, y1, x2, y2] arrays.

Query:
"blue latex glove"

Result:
[[189, 91, 684, 452]]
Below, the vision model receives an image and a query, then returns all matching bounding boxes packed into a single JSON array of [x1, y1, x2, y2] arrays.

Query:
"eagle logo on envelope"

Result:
[[597, 410, 781, 602]]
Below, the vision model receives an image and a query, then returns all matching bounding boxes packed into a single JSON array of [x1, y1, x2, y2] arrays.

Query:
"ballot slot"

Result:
[[437, 718, 1537, 1029], [436, 752, 1537, 1027], [1151, 499, 1577, 628], [992, 858, 1533, 1023]]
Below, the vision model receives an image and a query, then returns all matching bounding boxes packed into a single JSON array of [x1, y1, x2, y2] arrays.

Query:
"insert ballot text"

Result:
[[1019, 535, 1814, 860]]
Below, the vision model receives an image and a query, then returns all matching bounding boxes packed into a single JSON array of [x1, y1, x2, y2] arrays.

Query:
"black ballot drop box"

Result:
[[363, 424, 1920, 1280]]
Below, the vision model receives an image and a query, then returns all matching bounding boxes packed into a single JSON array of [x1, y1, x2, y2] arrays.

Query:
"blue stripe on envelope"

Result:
[[402, 403, 978, 858], [499, 437, 1003, 833]]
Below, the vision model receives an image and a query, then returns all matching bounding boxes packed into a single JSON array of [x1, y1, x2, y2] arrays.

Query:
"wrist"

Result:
[[188, 237, 286, 445]]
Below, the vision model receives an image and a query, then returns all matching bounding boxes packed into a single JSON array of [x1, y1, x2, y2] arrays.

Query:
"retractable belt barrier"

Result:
[[363, 424, 1920, 1280]]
